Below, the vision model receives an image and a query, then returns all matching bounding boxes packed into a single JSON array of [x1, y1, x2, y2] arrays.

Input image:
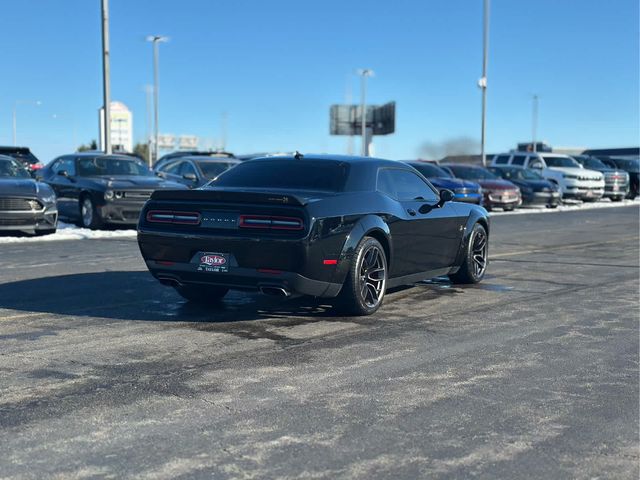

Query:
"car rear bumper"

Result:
[[0, 207, 58, 232], [145, 259, 343, 298]]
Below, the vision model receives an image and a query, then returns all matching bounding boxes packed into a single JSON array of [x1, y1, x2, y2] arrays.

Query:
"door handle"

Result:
[[407, 208, 416, 216]]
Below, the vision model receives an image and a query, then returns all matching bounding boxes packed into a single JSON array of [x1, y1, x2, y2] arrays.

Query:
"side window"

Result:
[[380, 169, 439, 202], [494, 155, 510, 165], [529, 157, 544, 169], [52, 157, 76, 176], [512, 155, 527, 166], [164, 161, 183, 175], [377, 169, 396, 198], [179, 162, 197, 176]]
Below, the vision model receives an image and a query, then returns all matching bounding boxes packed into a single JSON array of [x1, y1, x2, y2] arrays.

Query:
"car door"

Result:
[[46, 156, 78, 219], [378, 168, 466, 277]]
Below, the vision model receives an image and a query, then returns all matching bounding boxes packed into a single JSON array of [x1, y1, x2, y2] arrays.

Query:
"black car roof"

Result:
[[247, 153, 403, 169]]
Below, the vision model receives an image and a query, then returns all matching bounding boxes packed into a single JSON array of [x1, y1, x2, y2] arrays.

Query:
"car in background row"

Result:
[[404, 161, 482, 204], [599, 156, 639, 199], [155, 155, 241, 188], [442, 164, 522, 211], [488, 166, 560, 208], [0, 146, 45, 177], [154, 150, 236, 170], [572, 155, 629, 201], [40, 153, 185, 229], [138, 154, 490, 315], [0, 155, 57, 235], [491, 152, 604, 201]]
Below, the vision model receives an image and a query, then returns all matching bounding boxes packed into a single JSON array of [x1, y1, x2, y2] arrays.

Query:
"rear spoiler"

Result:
[[150, 189, 308, 206]]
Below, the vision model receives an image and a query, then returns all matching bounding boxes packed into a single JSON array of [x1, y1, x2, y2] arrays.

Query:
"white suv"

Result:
[[491, 152, 605, 201]]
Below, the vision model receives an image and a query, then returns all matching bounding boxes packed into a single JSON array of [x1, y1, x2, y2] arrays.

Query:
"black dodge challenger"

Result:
[[138, 154, 490, 315]]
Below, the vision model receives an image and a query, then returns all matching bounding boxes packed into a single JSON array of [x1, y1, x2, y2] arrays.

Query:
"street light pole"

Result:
[[147, 35, 168, 163], [358, 69, 374, 156], [13, 100, 41, 146], [479, 0, 490, 166], [101, 0, 112, 154], [532, 94, 539, 152]]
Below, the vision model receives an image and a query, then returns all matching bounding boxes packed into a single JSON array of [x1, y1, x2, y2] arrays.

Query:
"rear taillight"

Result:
[[146, 210, 200, 225], [30, 163, 44, 170], [239, 215, 304, 231]]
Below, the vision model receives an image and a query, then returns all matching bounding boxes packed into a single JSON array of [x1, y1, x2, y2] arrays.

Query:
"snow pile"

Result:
[[0, 222, 137, 244], [490, 197, 640, 216]]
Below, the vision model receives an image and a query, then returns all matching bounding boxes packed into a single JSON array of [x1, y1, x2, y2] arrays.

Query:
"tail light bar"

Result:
[[146, 210, 201, 225], [239, 215, 304, 231]]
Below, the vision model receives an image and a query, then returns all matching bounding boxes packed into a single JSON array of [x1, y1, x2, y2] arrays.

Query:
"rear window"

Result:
[[198, 161, 238, 179], [408, 162, 452, 178], [0, 148, 40, 165], [210, 160, 349, 192]]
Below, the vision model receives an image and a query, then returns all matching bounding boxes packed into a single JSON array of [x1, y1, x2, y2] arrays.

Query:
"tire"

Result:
[[610, 196, 623, 202], [174, 284, 229, 302], [80, 195, 103, 229], [547, 204, 559, 209], [337, 236, 387, 316], [449, 223, 488, 284], [503, 206, 515, 212]]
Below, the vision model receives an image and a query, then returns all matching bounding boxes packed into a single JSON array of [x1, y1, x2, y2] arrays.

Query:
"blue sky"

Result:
[[1, 0, 638, 162]]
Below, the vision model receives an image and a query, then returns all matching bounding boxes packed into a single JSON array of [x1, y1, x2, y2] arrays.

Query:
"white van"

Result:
[[491, 152, 604, 201]]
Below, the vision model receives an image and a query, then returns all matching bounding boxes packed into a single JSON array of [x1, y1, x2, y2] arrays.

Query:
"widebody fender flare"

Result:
[[331, 214, 392, 286]]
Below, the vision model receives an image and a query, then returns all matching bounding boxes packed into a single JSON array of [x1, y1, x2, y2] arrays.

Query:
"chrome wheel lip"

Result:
[[358, 244, 386, 308], [471, 228, 488, 278], [81, 199, 93, 227]]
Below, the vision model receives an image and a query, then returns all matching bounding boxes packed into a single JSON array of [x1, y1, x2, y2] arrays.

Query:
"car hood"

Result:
[[477, 179, 518, 190], [428, 177, 480, 190], [548, 167, 602, 179], [510, 179, 555, 191], [0, 178, 40, 196], [89, 175, 185, 189]]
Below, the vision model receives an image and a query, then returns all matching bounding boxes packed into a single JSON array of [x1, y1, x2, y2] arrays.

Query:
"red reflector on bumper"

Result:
[[323, 259, 338, 265], [156, 260, 175, 266], [258, 268, 282, 274]]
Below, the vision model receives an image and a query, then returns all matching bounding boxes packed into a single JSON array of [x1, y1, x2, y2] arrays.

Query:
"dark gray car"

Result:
[[0, 155, 58, 235], [155, 155, 241, 188]]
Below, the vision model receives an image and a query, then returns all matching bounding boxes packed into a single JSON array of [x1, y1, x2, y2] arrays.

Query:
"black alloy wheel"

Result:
[[338, 236, 387, 316], [80, 195, 103, 229], [449, 223, 488, 284]]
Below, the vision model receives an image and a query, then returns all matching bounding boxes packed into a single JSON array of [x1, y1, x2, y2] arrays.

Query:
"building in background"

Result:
[[99, 101, 133, 153]]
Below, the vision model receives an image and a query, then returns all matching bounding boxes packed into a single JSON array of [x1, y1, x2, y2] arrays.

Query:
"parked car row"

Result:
[[0, 145, 638, 235]]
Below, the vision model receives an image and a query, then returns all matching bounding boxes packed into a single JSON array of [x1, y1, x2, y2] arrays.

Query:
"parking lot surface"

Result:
[[0, 205, 638, 479]]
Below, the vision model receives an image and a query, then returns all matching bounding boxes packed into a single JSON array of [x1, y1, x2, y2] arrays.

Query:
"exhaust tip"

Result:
[[259, 286, 291, 297]]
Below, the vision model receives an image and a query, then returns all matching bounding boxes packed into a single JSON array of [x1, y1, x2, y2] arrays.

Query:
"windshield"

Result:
[[543, 156, 580, 168], [408, 162, 452, 178], [197, 161, 238, 179], [611, 157, 640, 172], [493, 167, 542, 181], [77, 157, 152, 177], [0, 159, 31, 178], [210, 159, 349, 192], [447, 166, 498, 181]]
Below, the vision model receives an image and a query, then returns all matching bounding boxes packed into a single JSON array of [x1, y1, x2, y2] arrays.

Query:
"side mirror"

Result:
[[437, 189, 455, 207], [183, 173, 197, 181], [57, 170, 69, 177]]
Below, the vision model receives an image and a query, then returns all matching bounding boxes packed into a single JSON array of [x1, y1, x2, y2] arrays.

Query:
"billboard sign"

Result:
[[330, 102, 395, 136]]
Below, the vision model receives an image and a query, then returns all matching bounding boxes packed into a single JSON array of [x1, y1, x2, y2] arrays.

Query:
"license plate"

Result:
[[193, 252, 230, 273], [613, 185, 619, 191], [586, 190, 594, 197]]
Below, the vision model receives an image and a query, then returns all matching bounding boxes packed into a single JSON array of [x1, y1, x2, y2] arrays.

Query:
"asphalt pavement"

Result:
[[0, 205, 638, 479]]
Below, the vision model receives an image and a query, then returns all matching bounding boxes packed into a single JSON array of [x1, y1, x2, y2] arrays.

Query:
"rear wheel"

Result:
[[337, 236, 387, 316], [449, 223, 488, 284], [174, 284, 229, 302], [610, 196, 624, 202]]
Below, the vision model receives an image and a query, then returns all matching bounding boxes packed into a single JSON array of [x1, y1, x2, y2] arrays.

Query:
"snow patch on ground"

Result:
[[0, 222, 137, 244], [490, 198, 640, 216]]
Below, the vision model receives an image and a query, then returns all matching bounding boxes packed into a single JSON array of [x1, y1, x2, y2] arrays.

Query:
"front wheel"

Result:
[[449, 223, 488, 284], [337, 236, 387, 316], [80, 196, 103, 229], [174, 284, 229, 302]]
